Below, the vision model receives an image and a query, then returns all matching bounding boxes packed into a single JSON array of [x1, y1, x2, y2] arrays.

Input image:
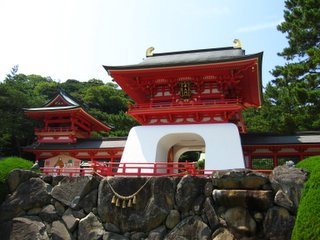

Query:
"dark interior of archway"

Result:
[[178, 151, 201, 162]]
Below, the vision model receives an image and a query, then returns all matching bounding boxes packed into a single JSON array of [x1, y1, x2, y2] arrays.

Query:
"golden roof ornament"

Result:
[[146, 47, 155, 57], [233, 39, 242, 48]]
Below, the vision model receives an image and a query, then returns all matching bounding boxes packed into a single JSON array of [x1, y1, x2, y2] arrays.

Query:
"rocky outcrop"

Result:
[[0, 177, 51, 222], [164, 216, 211, 240], [270, 165, 308, 213], [0, 167, 307, 240], [10, 216, 48, 240]]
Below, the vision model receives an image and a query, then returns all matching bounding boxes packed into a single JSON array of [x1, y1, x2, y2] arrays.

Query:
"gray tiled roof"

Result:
[[24, 105, 80, 111], [24, 138, 127, 150], [104, 47, 262, 70], [24, 132, 320, 152], [240, 132, 320, 145]]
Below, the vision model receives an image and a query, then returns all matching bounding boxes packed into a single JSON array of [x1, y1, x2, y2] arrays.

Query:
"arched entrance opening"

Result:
[[156, 133, 205, 173]]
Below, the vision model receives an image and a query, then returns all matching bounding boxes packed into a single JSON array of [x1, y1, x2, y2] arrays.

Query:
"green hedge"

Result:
[[291, 156, 320, 240], [0, 157, 33, 203]]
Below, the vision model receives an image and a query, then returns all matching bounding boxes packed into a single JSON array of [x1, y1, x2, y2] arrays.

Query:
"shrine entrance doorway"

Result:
[[161, 133, 205, 174], [158, 133, 205, 162]]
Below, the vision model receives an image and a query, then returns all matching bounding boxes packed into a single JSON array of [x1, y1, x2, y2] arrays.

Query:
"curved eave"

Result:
[[24, 106, 80, 112], [103, 52, 262, 72]]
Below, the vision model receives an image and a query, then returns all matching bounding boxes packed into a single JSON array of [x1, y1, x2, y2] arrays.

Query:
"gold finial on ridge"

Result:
[[233, 39, 242, 48], [146, 47, 155, 57]]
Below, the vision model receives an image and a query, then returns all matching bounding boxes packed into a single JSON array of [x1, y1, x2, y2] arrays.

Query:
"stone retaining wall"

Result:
[[0, 166, 308, 240]]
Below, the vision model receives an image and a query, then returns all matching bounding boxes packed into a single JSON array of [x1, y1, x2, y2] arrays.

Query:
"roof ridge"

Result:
[[149, 46, 238, 58]]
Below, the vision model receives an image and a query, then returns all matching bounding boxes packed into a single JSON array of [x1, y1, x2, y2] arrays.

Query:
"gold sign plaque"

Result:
[[179, 81, 192, 100]]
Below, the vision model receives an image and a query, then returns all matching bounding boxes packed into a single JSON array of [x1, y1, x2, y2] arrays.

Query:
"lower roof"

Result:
[[24, 133, 320, 151], [240, 132, 320, 145], [24, 137, 127, 151]]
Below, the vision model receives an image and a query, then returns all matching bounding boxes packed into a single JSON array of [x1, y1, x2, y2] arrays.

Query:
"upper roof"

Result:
[[25, 90, 80, 112], [104, 47, 253, 70], [24, 90, 111, 132]]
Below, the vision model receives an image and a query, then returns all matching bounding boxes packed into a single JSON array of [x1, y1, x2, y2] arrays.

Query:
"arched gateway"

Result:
[[121, 124, 243, 170], [104, 43, 263, 170]]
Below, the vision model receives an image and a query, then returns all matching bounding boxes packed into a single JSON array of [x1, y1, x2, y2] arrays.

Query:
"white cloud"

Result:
[[237, 19, 283, 33]]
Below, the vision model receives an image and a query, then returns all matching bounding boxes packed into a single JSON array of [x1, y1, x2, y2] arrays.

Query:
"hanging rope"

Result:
[[107, 177, 152, 208]]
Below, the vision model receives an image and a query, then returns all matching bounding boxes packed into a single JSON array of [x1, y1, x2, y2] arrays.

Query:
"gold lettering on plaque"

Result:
[[180, 81, 192, 100]]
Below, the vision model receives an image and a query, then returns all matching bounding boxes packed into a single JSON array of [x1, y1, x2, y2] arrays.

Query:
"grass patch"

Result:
[[291, 156, 320, 240], [0, 156, 33, 203]]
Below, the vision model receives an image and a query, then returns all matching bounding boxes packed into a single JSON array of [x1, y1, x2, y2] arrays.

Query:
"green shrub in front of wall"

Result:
[[291, 156, 320, 240], [0, 157, 33, 203]]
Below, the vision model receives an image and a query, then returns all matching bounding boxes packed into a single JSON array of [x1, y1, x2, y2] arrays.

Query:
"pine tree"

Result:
[[245, 0, 320, 133]]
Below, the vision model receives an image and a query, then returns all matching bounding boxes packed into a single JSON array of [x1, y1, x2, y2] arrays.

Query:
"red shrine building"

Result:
[[23, 91, 125, 167], [24, 43, 320, 170]]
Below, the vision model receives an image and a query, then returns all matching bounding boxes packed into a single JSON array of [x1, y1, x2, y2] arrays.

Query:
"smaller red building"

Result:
[[23, 91, 125, 166]]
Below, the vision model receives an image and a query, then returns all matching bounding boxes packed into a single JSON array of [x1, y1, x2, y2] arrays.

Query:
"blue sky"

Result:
[[0, 0, 287, 87]]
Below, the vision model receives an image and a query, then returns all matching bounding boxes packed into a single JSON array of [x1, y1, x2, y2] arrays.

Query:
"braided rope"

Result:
[[107, 177, 152, 200]]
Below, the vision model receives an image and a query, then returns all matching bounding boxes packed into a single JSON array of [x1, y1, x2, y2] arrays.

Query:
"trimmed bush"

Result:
[[0, 157, 33, 203], [291, 156, 320, 240]]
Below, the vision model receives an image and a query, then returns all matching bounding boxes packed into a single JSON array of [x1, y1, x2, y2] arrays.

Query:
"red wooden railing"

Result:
[[35, 127, 73, 132], [129, 98, 242, 111], [40, 161, 272, 177]]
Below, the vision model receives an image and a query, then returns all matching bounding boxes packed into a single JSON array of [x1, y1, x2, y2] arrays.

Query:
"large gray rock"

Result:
[[131, 232, 147, 240], [212, 189, 273, 211], [103, 232, 129, 240], [10, 216, 49, 240], [0, 178, 51, 222], [39, 204, 59, 223], [104, 222, 120, 233], [175, 175, 204, 214], [148, 225, 167, 240], [78, 189, 98, 214], [98, 177, 175, 232], [270, 165, 308, 213], [263, 206, 295, 240], [224, 207, 256, 235], [6, 169, 41, 193], [211, 228, 235, 240], [193, 195, 205, 215], [51, 176, 99, 209], [51, 220, 72, 240], [203, 197, 220, 231], [62, 208, 79, 232], [164, 216, 211, 240], [165, 210, 180, 229], [212, 169, 270, 190], [78, 212, 105, 240], [274, 189, 294, 210]]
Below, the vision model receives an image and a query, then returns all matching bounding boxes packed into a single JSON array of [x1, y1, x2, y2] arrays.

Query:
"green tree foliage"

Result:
[[244, 0, 320, 133], [292, 156, 320, 240], [0, 67, 138, 157], [0, 69, 48, 156]]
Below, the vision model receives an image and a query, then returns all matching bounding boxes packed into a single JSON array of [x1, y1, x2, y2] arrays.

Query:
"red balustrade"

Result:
[[40, 161, 272, 177]]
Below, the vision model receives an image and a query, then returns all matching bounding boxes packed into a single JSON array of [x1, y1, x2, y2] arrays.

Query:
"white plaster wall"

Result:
[[121, 123, 244, 170]]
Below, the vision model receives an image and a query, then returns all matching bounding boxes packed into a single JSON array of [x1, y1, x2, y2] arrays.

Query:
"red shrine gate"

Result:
[[105, 46, 262, 133], [23, 43, 320, 175]]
